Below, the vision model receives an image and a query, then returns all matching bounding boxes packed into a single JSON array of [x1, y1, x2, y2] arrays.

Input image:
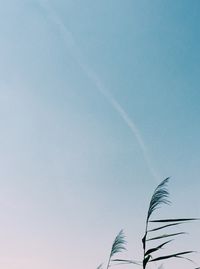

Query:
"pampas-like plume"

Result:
[[147, 178, 170, 222], [106, 230, 126, 269]]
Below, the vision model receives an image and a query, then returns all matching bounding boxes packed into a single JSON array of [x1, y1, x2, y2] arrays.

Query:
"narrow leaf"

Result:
[[147, 232, 186, 241], [145, 240, 172, 256], [150, 218, 199, 223], [175, 255, 194, 263], [148, 222, 182, 232], [112, 259, 141, 265], [150, 251, 194, 262]]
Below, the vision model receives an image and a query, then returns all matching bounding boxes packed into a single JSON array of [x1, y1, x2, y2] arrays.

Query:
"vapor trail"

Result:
[[38, 0, 160, 182]]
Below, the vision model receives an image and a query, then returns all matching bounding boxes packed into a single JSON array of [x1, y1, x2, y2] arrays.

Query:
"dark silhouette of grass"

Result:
[[97, 178, 199, 269]]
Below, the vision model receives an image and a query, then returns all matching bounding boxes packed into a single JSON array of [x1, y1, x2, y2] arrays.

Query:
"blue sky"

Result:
[[0, 1, 200, 269]]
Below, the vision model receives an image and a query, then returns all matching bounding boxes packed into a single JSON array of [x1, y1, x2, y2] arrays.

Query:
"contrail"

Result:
[[38, 0, 160, 182]]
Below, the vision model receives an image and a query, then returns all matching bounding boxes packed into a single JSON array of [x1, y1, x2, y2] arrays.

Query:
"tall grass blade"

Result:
[[150, 218, 199, 223], [145, 240, 172, 256], [149, 251, 194, 262], [112, 259, 142, 265], [147, 232, 186, 241], [148, 222, 182, 232]]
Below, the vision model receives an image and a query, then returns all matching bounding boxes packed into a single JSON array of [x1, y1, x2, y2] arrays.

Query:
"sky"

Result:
[[0, 1, 200, 269]]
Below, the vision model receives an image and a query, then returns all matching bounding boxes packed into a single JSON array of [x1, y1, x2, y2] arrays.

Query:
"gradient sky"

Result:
[[0, 1, 200, 269]]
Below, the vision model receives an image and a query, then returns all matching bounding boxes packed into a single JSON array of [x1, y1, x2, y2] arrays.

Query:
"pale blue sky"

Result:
[[0, 1, 200, 269]]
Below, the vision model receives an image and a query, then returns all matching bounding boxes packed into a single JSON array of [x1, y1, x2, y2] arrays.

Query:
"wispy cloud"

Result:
[[38, 0, 160, 182]]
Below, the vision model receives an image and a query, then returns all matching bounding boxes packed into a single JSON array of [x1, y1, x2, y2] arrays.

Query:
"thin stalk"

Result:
[[142, 219, 148, 269], [106, 255, 112, 269]]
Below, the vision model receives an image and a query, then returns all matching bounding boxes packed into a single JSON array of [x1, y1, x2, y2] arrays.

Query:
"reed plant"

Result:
[[97, 178, 198, 269]]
